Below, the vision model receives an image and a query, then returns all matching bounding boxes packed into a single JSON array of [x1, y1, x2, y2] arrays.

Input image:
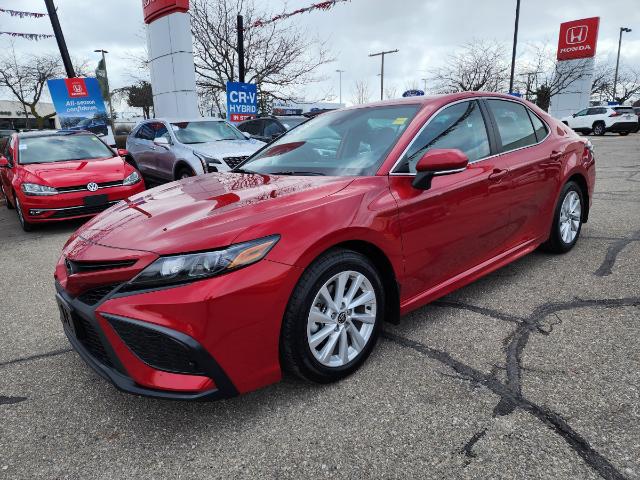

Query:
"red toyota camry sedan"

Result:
[[0, 131, 145, 231], [54, 93, 595, 400]]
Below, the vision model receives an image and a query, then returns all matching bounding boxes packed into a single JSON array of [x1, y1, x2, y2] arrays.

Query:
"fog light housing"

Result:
[[29, 209, 46, 216]]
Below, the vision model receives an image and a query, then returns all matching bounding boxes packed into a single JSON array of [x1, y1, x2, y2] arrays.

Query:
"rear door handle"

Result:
[[550, 150, 563, 160], [488, 168, 509, 182]]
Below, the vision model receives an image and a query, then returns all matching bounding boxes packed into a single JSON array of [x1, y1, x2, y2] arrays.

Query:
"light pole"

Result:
[[369, 49, 399, 101], [612, 27, 632, 103], [336, 69, 345, 104], [509, 0, 521, 94], [94, 49, 115, 128]]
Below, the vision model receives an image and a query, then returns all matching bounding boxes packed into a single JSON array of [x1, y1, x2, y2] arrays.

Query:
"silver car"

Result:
[[126, 117, 265, 181]]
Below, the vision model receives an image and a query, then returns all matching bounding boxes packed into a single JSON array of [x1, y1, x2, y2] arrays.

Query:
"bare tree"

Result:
[[0, 50, 62, 129], [515, 43, 596, 111], [384, 83, 398, 100], [430, 40, 509, 93], [190, 0, 333, 114], [351, 80, 372, 105], [611, 68, 640, 105]]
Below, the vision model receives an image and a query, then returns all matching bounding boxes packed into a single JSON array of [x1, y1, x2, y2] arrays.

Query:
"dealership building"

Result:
[[0, 100, 58, 130]]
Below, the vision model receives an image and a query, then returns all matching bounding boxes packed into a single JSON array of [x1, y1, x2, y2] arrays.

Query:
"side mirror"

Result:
[[242, 131, 251, 139], [412, 149, 468, 190], [572, 113, 577, 117], [0, 156, 8, 168], [117, 148, 129, 157], [154, 136, 170, 148]]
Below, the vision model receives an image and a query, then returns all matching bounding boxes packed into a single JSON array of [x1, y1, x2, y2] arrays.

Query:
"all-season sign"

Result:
[[226, 81, 258, 123], [142, 0, 189, 24], [556, 17, 600, 61]]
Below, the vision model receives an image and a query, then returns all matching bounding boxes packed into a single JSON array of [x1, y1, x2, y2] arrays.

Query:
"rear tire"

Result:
[[1, 184, 14, 209], [592, 122, 605, 136], [541, 181, 584, 254], [280, 249, 385, 384], [619, 132, 629, 136]]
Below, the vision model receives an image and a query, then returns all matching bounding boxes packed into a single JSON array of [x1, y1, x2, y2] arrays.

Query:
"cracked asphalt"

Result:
[[1, 134, 639, 479]]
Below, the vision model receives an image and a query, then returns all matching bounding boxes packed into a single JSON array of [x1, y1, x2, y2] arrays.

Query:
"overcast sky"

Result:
[[1, 0, 639, 107]]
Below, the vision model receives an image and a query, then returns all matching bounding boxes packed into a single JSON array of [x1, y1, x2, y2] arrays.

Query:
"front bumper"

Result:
[[19, 181, 145, 223]]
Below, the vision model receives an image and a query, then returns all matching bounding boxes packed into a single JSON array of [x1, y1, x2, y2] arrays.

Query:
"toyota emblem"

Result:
[[87, 182, 99, 192]]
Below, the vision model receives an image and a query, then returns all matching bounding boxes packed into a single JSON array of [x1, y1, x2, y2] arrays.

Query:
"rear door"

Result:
[[0, 135, 16, 203], [389, 100, 515, 299], [484, 98, 558, 244]]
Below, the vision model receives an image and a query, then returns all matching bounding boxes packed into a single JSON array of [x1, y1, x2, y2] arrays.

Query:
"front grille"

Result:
[[107, 317, 205, 375], [73, 314, 113, 368], [57, 180, 123, 193], [223, 156, 247, 169], [77, 284, 120, 305], [66, 259, 136, 275], [50, 202, 117, 219]]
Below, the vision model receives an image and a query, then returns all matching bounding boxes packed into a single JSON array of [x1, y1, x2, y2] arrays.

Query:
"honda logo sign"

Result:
[[566, 25, 588, 45], [557, 17, 599, 61]]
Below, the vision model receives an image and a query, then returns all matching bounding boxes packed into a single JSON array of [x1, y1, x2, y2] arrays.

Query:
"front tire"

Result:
[[1, 184, 14, 209], [541, 181, 584, 253], [176, 167, 195, 180], [280, 249, 385, 384], [619, 131, 629, 136], [14, 195, 35, 232]]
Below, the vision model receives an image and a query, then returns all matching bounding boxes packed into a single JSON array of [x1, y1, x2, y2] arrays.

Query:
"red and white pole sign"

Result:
[[142, 0, 189, 24], [556, 17, 600, 61]]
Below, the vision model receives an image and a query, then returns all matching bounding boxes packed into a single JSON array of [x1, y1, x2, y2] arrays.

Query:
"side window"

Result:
[[239, 120, 261, 136], [153, 123, 170, 142], [4, 137, 13, 164], [527, 110, 548, 142], [487, 100, 537, 152], [135, 123, 154, 141], [575, 109, 588, 117], [396, 100, 490, 173], [264, 120, 285, 137], [586, 108, 600, 116]]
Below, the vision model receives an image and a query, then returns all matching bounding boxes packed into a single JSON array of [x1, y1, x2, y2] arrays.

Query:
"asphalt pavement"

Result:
[[0, 134, 638, 479]]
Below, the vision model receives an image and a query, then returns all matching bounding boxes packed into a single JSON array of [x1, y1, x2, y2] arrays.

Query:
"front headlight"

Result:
[[122, 171, 140, 186], [194, 151, 221, 173], [21, 183, 58, 196], [122, 235, 280, 292]]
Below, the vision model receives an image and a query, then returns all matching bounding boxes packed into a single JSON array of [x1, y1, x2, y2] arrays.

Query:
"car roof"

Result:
[[17, 130, 95, 139], [144, 117, 227, 124]]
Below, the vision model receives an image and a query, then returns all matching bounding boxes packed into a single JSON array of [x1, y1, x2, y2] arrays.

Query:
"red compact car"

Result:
[[54, 93, 595, 400], [0, 131, 145, 231]]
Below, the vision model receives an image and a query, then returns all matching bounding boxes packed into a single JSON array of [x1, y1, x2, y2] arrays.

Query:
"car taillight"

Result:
[[609, 112, 620, 117], [583, 140, 594, 162]]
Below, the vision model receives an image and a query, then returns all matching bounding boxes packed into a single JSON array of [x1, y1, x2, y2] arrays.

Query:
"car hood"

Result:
[[190, 139, 265, 159], [21, 156, 129, 187], [76, 173, 353, 254]]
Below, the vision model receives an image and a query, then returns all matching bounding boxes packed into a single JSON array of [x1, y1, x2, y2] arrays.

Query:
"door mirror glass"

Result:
[[0, 156, 9, 168], [412, 149, 468, 190]]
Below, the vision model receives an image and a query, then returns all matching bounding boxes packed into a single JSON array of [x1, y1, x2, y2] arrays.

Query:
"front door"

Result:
[[389, 100, 515, 300]]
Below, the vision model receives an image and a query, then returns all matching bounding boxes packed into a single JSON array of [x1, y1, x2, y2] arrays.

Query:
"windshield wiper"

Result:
[[216, 137, 240, 141], [268, 170, 326, 176], [232, 167, 259, 174]]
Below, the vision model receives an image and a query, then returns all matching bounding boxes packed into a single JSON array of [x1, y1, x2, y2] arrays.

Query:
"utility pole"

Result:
[[509, 0, 521, 94], [336, 69, 345, 104], [613, 27, 632, 103], [94, 50, 115, 128], [44, 0, 75, 78], [369, 49, 398, 101], [237, 14, 245, 82], [421, 78, 427, 92]]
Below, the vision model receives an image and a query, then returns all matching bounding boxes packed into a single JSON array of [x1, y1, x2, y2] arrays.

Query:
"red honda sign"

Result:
[[557, 17, 600, 61], [64, 78, 88, 98], [142, 0, 189, 24]]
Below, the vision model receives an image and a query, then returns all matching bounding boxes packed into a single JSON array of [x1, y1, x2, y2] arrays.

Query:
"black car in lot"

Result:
[[237, 115, 308, 142]]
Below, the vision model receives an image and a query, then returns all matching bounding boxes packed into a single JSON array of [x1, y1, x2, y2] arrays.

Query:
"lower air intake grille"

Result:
[[73, 315, 113, 368], [107, 317, 205, 375], [77, 284, 119, 305], [223, 156, 247, 169], [50, 202, 117, 219]]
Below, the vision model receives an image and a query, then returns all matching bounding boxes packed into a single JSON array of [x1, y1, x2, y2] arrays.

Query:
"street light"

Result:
[[94, 49, 115, 128], [336, 69, 345, 104], [612, 27, 632, 103]]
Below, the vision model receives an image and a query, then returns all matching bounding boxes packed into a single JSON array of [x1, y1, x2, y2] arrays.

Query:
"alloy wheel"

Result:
[[559, 190, 581, 244], [307, 270, 377, 368], [15, 196, 25, 227]]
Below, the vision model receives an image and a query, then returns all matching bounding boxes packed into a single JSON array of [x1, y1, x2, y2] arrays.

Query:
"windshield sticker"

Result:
[[393, 117, 408, 125], [19, 144, 27, 150]]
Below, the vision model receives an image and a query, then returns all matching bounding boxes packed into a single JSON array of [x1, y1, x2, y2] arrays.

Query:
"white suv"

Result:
[[562, 106, 639, 136]]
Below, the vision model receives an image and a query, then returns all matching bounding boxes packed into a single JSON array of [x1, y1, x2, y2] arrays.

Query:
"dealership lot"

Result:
[[0, 134, 639, 479]]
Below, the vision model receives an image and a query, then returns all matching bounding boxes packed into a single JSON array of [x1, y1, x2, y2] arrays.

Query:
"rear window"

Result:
[[19, 134, 114, 164], [614, 107, 635, 114]]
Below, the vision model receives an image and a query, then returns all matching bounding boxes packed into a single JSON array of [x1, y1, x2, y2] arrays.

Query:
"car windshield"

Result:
[[19, 134, 114, 164], [171, 120, 245, 144], [241, 105, 420, 176]]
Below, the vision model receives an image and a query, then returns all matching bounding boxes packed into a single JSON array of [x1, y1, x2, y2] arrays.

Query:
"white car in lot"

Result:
[[126, 118, 265, 182], [561, 106, 639, 136]]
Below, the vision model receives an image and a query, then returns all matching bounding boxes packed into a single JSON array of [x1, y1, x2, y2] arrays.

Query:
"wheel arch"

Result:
[[567, 173, 590, 223], [173, 160, 196, 180]]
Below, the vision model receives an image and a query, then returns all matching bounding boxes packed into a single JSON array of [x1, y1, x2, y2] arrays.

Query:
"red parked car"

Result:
[[54, 93, 595, 400], [0, 131, 145, 231]]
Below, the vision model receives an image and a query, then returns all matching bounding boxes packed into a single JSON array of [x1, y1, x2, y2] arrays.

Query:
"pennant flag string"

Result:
[[0, 8, 48, 19], [0, 31, 54, 41], [249, 0, 349, 28]]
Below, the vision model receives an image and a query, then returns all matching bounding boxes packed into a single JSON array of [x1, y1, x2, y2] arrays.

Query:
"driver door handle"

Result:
[[488, 168, 509, 182], [549, 150, 563, 161]]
